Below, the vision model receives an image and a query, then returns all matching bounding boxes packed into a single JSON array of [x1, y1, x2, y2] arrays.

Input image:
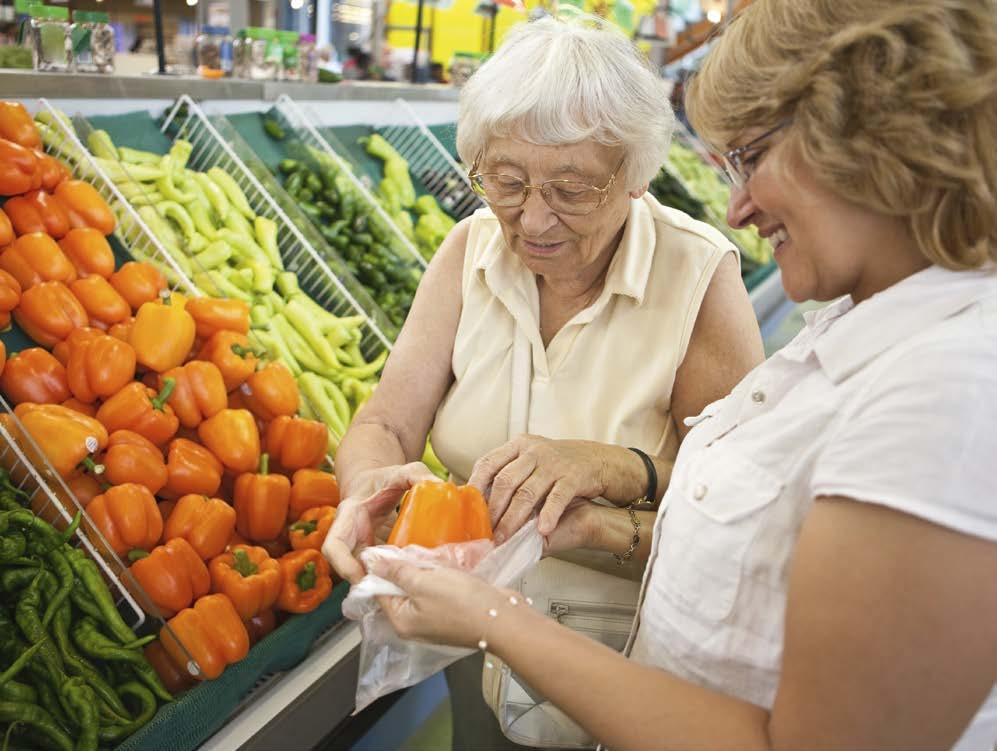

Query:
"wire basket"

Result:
[[377, 97, 483, 222]]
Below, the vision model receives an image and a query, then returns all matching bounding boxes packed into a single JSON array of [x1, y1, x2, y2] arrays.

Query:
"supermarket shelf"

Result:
[[201, 622, 362, 751], [0, 69, 459, 103]]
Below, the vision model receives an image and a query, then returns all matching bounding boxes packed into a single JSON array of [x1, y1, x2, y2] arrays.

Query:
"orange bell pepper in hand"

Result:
[[95, 380, 180, 448], [160, 361, 227, 429], [234, 453, 289, 542], [266, 415, 327, 471], [208, 544, 282, 620], [288, 505, 336, 551], [185, 298, 250, 340], [13, 281, 88, 348], [0, 347, 69, 404], [54, 179, 115, 235], [163, 438, 223, 499], [0, 137, 39, 196], [196, 331, 258, 392], [66, 333, 137, 403], [70, 276, 131, 329], [85, 482, 163, 557], [130, 295, 196, 373], [161, 593, 250, 681], [198, 409, 260, 474], [164, 493, 236, 561], [102, 430, 168, 495], [288, 469, 340, 521], [0, 233, 77, 290], [59, 227, 115, 279], [0, 268, 19, 331], [0, 208, 13, 247], [387, 480, 493, 548], [109, 262, 166, 311], [276, 549, 333, 614], [130, 537, 211, 618], [12, 402, 107, 477], [21, 190, 71, 238], [240, 362, 299, 422], [0, 102, 41, 149]]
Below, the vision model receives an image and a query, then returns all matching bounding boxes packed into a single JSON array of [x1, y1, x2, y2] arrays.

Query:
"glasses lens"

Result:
[[543, 182, 603, 215], [473, 174, 527, 206]]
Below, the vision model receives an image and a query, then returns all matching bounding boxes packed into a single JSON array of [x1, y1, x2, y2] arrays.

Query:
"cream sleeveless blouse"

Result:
[[431, 194, 735, 486]]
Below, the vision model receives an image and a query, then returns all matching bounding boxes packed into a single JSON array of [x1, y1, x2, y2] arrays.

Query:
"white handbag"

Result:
[[481, 326, 643, 749]]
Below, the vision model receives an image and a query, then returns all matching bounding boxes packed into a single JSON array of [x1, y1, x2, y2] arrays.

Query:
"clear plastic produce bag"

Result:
[[342, 521, 544, 712]]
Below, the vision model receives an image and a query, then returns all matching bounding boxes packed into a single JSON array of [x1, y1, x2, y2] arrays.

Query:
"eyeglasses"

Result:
[[468, 157, 624, 216], [720, 121, 790, 188]]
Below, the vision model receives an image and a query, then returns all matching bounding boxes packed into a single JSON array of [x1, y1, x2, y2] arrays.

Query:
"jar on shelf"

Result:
[[246, 27, 278, 80], [195, 25, 232, 78], [29, 4, 70, 72], [297, 32, 318, 83], [277, 30, 300, 81], [70, 10, 115, 74], [231, 29, 248, 78]]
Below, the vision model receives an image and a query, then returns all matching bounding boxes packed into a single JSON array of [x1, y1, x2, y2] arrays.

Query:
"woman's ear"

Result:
[[629, 184, 648, 199]]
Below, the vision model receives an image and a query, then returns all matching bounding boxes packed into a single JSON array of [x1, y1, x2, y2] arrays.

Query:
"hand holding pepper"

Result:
[[387, 480, 493, 548], [208, 544, 282, 620]]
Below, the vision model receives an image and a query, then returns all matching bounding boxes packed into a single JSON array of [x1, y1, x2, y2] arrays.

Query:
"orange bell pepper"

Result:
[[102, 430, 167, 495], [226, 528, 249, 551], [51, 325, 102, 367], [0, 347, 69, 404], [66, 332, 136, 404], [130, 537, 211, 618], [0, 268, 19, 331], [288, 505, 336, 551], [163, 438, 223, 499], [0, 208, 13, 247], [266, 416, 327, 471], [61, 397, 97, 417], [59, 227, 115, 279], [0, 340, 5, 378], [240, 362, 299, 422], [109, 262, 167, 312], [160, 361, 227, 430], [130, 295, 196, 374], [107, 316, 135, 343], [34, 150, 70, 192], [208, 544, 282, 620], [245, 608, 276, 646], [85, 482, 162, 557], [13, 280, 88, 348], [160, 593, 249, 681], [0, 102, 41, 149], [70, 275, 131, 330], [196, 331, 258, 392], [95, 380, 180, 448], [64, 468, 101, 507], [12, 402, 107, 479], [21, 189, 71, 239], [0, 137, 39, 196], [0, 232, 77, 290], [185, 298, 250, 340], [164, 493, 236, 561], [387, 480, 493, 548], [54, 179, 115, 235], [1, 196, 43, 236], [276, 549, 333, 614], [144, 640, 196, 695], [197, 409, 260, 474], [288, 469, 340, 521], [234, 453, 289, 542]]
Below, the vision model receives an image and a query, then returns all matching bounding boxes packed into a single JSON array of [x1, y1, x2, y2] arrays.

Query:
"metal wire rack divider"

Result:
[[161, 94, 396, 360], [379, 97, 484, 222], [272, 94, 428, 270], [4, 98, 206, 672]]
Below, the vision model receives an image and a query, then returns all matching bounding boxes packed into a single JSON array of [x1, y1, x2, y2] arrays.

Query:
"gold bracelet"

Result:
[[613, 504, 641, 566]]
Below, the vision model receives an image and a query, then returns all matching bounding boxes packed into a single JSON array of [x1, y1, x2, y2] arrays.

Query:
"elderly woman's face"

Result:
[[480, 137, 635, 278]]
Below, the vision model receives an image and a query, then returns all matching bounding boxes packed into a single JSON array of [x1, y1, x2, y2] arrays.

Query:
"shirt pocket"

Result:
[[659, 442, 783, 623]]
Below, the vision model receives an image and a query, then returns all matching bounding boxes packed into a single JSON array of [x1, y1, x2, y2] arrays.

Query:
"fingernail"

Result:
[[493, 532, 505, 545]]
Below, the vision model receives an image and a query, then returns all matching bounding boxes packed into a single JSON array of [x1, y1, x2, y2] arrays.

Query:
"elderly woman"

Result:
[[358, 1, 997, 749], [323, 14, 763, 749]]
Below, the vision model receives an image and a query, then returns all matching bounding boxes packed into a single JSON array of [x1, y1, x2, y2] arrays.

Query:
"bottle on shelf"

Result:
[[195, 25, 233, 78], [29, 3, 70, 72], [70, 10, 115, 74], [277, 30, 301, 81]]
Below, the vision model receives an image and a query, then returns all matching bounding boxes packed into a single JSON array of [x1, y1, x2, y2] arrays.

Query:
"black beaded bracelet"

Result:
[[627, 447, 658, 506]]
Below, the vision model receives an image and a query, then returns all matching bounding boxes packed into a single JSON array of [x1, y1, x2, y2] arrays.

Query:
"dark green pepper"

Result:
[[0, 701, 73, 751], [70, 618, 172, 703], [96, 682, 157, 743], [64, 548, 137, 645], [60, 679, 98, 751]]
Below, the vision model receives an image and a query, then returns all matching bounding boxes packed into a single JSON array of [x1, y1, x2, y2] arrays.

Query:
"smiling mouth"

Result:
[[768, 227, 789, 252], [521, 239, 565, 254]]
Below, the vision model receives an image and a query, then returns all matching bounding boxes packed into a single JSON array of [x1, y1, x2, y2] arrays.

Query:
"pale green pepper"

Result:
[[208, 167, 254, 219]]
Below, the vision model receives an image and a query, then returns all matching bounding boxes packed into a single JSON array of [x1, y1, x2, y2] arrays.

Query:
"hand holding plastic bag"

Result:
[[342, 520, 544, 712]]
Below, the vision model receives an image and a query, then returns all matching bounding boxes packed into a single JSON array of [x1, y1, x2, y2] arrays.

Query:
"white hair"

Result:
[[456, 15, 675, 189]]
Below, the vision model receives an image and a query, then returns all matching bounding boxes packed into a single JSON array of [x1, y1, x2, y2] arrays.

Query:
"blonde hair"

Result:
[[456, 15, 674, 190], [686, 0, 997, 268]]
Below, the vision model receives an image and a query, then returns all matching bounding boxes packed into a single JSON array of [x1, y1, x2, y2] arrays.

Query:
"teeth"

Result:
[[769, 228, 788, 249]]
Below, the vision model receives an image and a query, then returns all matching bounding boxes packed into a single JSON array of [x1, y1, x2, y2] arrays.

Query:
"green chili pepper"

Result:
[[156, 200, 197, 242], [0, 531, 25, 562], [63, 548, 137, 645], [0, 678, 37, 705], [0, 642, 42, 690], [96, 682, 157, 743], [253, 215, 284, 270], [156, 156, 197, 204], [0, 701, 73, 751], [208, 167, 255, 220], [192, 172, 231, 218], [15, 574, 65, 676], [262, 118, 286, 141], [71, 618, 172, 703], [60, 679, 98, 751], [117, 146, 162, 165]]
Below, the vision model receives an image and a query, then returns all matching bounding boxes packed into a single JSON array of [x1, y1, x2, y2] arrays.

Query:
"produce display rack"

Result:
[[272, 94, 428, 270], [377, 97, 484, 221]]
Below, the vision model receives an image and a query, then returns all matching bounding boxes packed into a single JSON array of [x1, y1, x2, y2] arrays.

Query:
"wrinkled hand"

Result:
[[468, 435, 607, 543], [540, 499, 600, 556], [371, 557, 509, 649], [321, 462, 438, 584]]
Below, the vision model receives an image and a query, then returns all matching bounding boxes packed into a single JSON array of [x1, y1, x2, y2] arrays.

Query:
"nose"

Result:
[[726, 183, 755, 230], [518, 188, 559, 237]]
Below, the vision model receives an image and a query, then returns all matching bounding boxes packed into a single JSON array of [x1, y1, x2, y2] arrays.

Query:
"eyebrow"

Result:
[[482, 155, 601, 181]]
